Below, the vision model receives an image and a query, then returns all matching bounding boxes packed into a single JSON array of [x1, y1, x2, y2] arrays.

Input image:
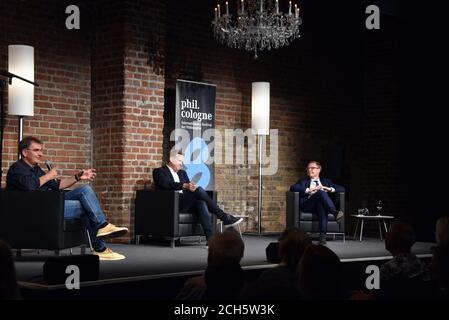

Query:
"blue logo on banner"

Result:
[[184, 137, 211, 189]]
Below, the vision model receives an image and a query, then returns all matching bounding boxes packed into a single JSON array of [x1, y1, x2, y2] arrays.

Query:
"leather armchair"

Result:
[[286, 191, 345, 241], [135, 189, 217, 248], [0, 190, 88, 255]]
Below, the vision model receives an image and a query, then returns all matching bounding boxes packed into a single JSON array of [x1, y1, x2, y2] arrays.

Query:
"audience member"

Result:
[[241, 228, 310, 300], [296, 244, 343, 299], [0, 240, 20, 300], [381, 222, 428, 282], [430, 217, 449, 297], [176, 229, 245, 300], [377, 222, 430, 299]]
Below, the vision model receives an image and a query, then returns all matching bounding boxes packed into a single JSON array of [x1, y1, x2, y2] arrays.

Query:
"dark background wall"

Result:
[[1, 0, 446, 241]]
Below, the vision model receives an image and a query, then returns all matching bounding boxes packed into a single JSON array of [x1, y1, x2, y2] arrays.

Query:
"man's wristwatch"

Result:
[[75, 171, 83, 181]]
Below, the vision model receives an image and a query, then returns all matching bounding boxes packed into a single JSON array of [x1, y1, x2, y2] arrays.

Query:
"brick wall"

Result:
[[91, 0, 127, 233], [156, 0, 361, 233], [2, 0, 412, 241], [1, 0, 92, 183], [120, 0, 166, 235]]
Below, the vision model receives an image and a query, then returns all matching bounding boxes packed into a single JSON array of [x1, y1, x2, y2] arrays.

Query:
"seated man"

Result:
[[290, 160, 344, 245], [152, 150, 243, 241], [6, 136, 128, 261]]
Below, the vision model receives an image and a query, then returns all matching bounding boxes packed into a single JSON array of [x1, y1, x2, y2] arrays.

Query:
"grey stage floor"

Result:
[[15, 235, 434, 283]]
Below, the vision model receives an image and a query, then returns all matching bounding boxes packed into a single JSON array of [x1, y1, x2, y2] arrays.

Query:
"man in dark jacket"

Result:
[[153, 150, 243, 240], [290, 161, 344, 244], [6, 136, 128, 260]]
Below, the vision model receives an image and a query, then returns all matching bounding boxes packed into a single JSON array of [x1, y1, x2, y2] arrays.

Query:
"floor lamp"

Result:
[[7, 45, 36, 160], [251, 82, 270, 235]]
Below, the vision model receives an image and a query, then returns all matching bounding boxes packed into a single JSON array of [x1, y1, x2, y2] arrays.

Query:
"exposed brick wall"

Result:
[[3, 0, 411, 241], [120, 0, 166, 237], [91, 0, 127, 237], [157, 0, 361, 233], [1, 0, 92, 184]]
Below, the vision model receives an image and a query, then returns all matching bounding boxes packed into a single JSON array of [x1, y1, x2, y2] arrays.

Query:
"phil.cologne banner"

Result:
[[175, 79, 216, 190]]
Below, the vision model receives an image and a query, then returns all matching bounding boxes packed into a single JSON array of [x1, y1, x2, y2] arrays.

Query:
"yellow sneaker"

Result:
[[93, 248, 126, 261], [96, 223, 128, 240]]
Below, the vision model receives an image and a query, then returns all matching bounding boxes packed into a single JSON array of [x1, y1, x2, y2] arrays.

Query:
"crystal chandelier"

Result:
[[212, 0, 302, 58]]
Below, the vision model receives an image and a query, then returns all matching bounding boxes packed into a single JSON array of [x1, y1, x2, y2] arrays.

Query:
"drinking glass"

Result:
[[376, 200, 383, 216]]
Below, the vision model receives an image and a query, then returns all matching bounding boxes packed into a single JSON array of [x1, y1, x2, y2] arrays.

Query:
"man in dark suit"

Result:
[[290, 161, 344, 245], [153, 150, 243, 241]]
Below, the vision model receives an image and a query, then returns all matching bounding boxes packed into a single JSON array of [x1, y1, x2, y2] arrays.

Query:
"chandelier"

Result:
[[212, 0, 302, 58]]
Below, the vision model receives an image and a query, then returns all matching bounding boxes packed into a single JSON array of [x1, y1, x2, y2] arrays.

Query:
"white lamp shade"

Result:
[[8, 45, 34, 116], [251, 82, 270, 135]]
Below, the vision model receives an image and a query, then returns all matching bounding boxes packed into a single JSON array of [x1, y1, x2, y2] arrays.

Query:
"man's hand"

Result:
[[321, 186, 333, 193], [79, 169, 96, 181], [308, 185, 322, 195], [183, 182, 197, 192], [39, 169, 58, 187], [187, 182, 197, 192], [46, 169, 58, 180]]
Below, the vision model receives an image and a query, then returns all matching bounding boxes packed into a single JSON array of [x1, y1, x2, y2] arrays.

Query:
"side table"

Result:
[[352, 214, 394, 242]]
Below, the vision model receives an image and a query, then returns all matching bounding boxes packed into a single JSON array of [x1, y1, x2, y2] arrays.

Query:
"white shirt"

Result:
[[305, 179, 335, 194], [167, 165, 182, 193]]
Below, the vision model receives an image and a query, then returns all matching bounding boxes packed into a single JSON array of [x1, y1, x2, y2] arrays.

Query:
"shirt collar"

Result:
[[19, 158, 38, 171], [166, 164, 177, 174]]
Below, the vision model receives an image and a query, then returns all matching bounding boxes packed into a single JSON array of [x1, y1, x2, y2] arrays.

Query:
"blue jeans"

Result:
[[64, 185, 107, 251], [300, 190, 337, 234]]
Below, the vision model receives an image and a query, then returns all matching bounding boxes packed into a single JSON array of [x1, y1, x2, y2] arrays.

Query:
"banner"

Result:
[[175, 79, 216, 190]]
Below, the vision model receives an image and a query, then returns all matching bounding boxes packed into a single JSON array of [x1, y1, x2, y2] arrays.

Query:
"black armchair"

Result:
[[0, 190, 88, 255], [135, 189, 217, 248], [286, 191, 346, 241]]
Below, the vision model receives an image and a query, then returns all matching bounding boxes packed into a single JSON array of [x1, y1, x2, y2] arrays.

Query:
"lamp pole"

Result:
[[18, 116, 24, 158], [251, 82, 270, 235], [0, 78, 6, 175], [257, 134, 263, 235]]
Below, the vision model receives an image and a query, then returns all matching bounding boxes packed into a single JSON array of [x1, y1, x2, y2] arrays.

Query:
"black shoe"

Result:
[[319, 235, 327, 245], [223, 216, 244, 227]]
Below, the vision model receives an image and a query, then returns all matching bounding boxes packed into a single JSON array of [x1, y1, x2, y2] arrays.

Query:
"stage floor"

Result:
[[15, 235, 434, 284]]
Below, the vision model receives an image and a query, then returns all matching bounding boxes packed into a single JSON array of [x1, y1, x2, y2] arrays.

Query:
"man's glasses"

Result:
[[307, 167, 319, 170], [27, 148, 43, 152]]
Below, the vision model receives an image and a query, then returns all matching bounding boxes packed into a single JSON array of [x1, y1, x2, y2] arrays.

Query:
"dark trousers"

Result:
[[180, 187, 228, 237], [300, 190, 336, 234]]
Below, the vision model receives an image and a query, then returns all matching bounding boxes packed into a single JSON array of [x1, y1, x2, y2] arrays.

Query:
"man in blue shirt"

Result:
[[6, 136, 128, 260]]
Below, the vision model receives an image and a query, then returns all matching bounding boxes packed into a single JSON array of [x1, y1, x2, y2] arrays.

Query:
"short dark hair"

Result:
[[278, 228, 311, 271], [307, 161, 322, 169], [387, 222, 416, 253], [19, 136, 43, 155], [207, 229, 245, 267]]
